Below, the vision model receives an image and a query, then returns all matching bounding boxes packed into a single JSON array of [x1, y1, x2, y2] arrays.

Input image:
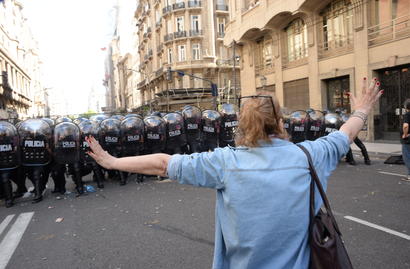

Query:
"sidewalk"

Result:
[[351, 141, 402, 158]]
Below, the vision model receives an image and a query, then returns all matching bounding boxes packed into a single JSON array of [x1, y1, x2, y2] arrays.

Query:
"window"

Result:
[[178, 45, 186, 61], [263, 39, 273, 68], [321, 0, 353, 50], [218, 17, 225, 35], [176, 17, 184, 32], [192, 43, 201, 60], [326, 76, 350, 112], [155, 10, 161, 24], [191, 15, 200, 31], [284, 78, 309, 110], [372, 0, 410, 24], [168, 48, 173, 63], [286, 18, 308, 62]]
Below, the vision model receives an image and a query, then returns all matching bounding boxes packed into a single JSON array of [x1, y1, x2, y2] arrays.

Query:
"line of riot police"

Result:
[[0, 103, 239, 208], [283, 108, 370, 165]]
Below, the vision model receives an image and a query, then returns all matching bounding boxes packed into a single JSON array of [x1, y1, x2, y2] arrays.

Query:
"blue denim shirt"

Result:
[[167, 131, 350, 269]]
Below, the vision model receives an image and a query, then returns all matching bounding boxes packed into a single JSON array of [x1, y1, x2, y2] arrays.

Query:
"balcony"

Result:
[[164, 33, 174, 42], [216, 4, 228, 12], [162, 5, 172, 15], [155, 20, 162, 30], [217, 32, 225, 39], [173, 2, 185, 10], [138, 79, 147, 89], [155, 67, 164, 77], [216, 59, 233, 66], [368, 14, 410, 47], [188, 0, 201, 8], [174, 30, 187, 39], [318, 36, 353, 59], [189, 29, 203, 37], [156, 44, 164, 54], [138, 42, 145, 51]]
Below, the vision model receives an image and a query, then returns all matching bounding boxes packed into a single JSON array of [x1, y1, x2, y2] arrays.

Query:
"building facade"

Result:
[[135, 0, 240, 112], [0, 0, 46, 120], [224, 0, 410, 141]]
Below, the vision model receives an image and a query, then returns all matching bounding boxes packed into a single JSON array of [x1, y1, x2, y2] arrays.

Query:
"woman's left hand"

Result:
[[85, 136, 117, 170]]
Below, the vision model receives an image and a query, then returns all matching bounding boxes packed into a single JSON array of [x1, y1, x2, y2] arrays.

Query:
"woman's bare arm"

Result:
[[339, 78, 383, 143], [86, 136, 171, 177]]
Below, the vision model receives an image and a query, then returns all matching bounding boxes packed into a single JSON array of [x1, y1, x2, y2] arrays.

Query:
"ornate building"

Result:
[[134, 0, 240, 112], [225, 0, 410, 141], [0, 0, 46, 120]]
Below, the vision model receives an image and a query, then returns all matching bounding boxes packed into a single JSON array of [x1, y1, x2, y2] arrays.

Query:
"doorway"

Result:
[[375, 65, 410, 140]]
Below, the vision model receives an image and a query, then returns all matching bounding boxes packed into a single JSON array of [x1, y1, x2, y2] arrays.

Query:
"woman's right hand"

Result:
[[349, 77, 383, 114]]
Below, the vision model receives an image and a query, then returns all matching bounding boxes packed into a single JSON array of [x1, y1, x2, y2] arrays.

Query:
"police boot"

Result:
[[363, 151, 371, 165], [2, 180, 14, 208], [137, 174, 144, 183], [72, 167, 84, 196], [92, 163, 104, 188], [12, 168, 27, 198], [32, 168, 44, 203], [32, 179, 43, 203], [119, 172, 127, 186]]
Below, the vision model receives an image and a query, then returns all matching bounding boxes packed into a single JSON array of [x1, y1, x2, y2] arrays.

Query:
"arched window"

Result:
[[321, 0, 353, 50], [285, 18, 308, 62]]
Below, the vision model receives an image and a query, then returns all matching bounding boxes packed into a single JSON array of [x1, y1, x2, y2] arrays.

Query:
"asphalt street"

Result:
[[0, 155, 409, 269]]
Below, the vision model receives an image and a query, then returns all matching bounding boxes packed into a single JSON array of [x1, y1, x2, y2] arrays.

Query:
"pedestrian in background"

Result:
[[86, 77, 382, 269], [401, 99, 410, 181]]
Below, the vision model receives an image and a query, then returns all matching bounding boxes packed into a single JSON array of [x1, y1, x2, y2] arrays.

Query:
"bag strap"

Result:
[[297, 144, 342, 235]]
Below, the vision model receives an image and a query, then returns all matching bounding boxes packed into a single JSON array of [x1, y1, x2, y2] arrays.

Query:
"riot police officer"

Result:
[[305, 109, 325, 141], [163, 112, 186, 154], [0, 121, 20, 207], [18, 119, 52, 203], [120, 116, 145, 182], [182, 105, 202, 153], [219, 104, 239, 147], [54, 122, 84, 195], [78, 120, 105, 188], [289, 110, 308, 143], [143, 115, 166, 154], [99, 118, 127, 185], [323, 111, 342, 136], [281, 107, 292, 137], [201, 110, 221, 151]]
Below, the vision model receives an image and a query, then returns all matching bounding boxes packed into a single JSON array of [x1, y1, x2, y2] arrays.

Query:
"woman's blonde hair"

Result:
[[235, 93, 288, 147]]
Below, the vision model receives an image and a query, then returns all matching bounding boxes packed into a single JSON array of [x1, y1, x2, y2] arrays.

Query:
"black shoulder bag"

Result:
[[297, 145, 354, 269]]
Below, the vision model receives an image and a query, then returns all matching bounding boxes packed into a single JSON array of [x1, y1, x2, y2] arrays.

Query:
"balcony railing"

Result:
[[174, 30, 187, 39], [155, 67, 164, 77], [157, 44, 164, 54], [217, 32, 225, 38], [155, 20, 162, 28], [138, 79, 147, 88], [216, 59, 233, 66], [368, 14, 410, 47], [173, 2, 185, 10], [164, 33, 174, 42], [216, 4, 228, 11], [188, 0, 201, 8], [189, 29, 203, 37], [162, 5, 172, 14], [318, 36, 353, 59]]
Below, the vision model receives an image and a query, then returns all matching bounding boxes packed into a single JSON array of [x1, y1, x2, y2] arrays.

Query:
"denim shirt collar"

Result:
[[233, 137, 293, 150]]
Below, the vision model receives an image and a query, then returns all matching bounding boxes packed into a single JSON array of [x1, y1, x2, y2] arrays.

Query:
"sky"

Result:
[[20, 0, 120, 115]]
